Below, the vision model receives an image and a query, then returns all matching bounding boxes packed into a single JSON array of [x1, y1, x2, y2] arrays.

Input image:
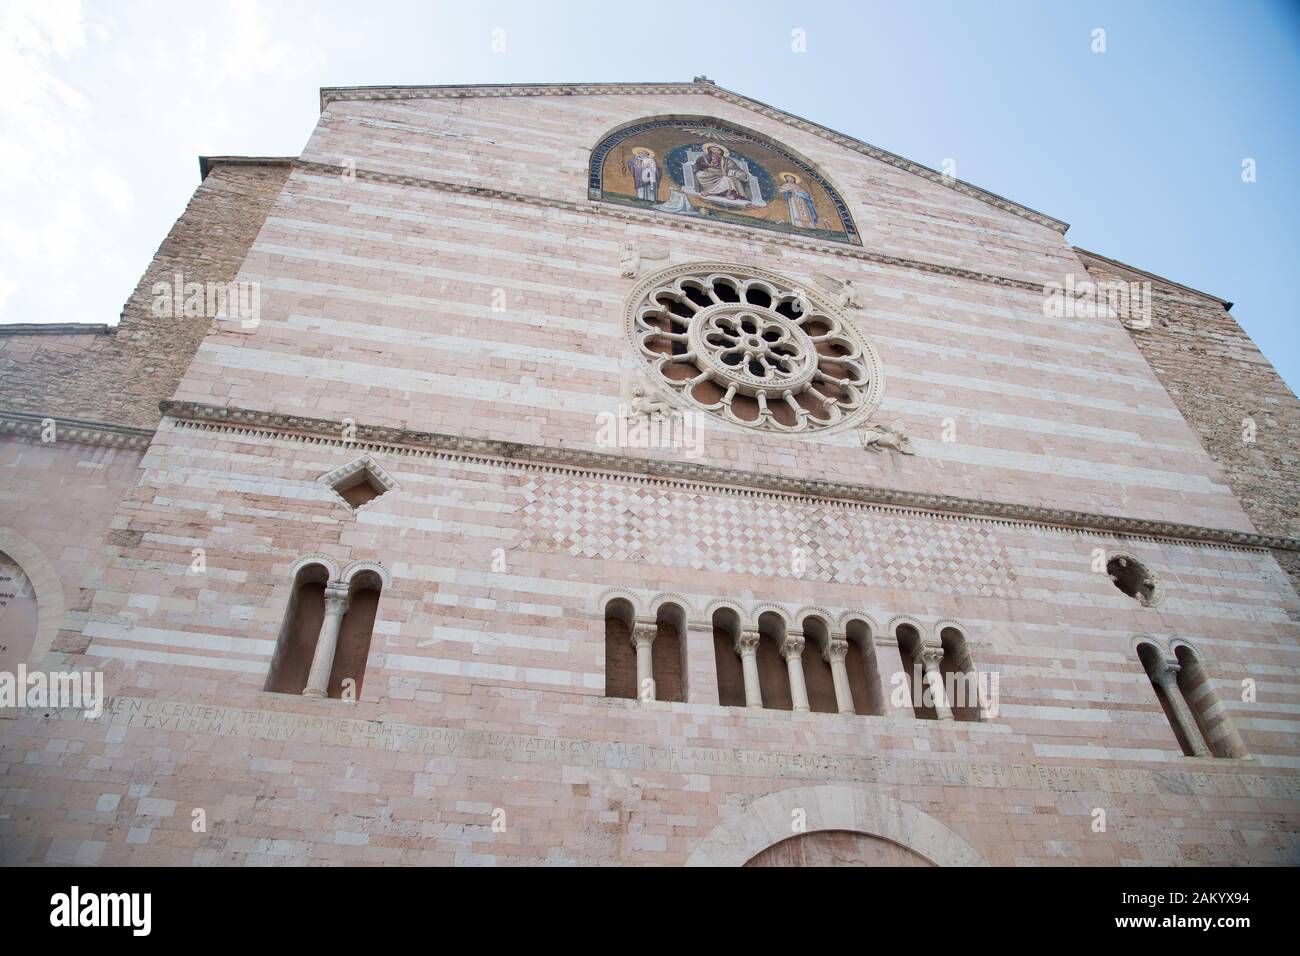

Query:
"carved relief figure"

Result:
[[814, 273, 868, 310], [626, 383, 676, 420], [859, 420, 915, 455], [619, 242, 669, 278]]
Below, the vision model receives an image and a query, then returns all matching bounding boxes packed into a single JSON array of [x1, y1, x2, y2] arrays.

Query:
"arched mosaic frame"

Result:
[[590, 116, 861, 245]]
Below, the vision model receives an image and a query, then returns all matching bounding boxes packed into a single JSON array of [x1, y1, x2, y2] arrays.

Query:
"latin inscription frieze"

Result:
[[61, 697, 1298, 803]]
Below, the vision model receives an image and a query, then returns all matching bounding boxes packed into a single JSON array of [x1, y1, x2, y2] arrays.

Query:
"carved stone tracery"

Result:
[[626, 263, 884, 435]]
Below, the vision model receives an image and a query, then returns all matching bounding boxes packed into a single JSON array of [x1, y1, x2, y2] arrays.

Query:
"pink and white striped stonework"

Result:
[[1, 80, 1297, 866]]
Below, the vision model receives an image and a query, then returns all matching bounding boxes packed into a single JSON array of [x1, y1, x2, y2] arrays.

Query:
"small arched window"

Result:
[[938, 625, 984, 722], [603, 598, 638, 700], [843, 617, 885, 716], [329, 570, 383, 700], [798, 616, 838, 715], [266, 559, 384, 701], [1173, 643, 1247, 758], [1136, 641, 1207, 756], [651, 602, 687, 703], [711, 606, 747, 708], [756, 611, 794, 711], [894, 622, 935, 720], [265, 562, 330, 695]]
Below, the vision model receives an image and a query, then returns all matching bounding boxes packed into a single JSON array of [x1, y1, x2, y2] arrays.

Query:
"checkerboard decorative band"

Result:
[[516, 474, 1018, 597]]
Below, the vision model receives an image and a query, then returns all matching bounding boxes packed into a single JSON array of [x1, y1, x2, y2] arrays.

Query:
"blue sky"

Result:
[[3, 0, 1297, 388]]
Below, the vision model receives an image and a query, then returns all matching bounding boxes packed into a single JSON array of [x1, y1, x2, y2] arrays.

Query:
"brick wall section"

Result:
[[1077, 250, 1300, 594], [0, 160, 292, 429]]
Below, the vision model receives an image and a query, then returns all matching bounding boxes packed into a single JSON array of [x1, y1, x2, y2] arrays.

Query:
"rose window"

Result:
[[625, 263, 883, 433]]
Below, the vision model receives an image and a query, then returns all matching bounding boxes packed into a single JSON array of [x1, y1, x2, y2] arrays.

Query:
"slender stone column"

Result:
[[918, 646, 954, 721], [1151, 660, 1211, 756], [874, 638, 909, 716], [631, 622, 657, 701], [735, 628, 762, 709], [303, 583, 350, 700], [824, 637, 854, 714], [684, 621, 718, 705], [782, 634, 810, 713]]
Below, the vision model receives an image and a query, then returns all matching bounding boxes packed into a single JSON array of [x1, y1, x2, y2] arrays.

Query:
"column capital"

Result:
[[1149, 658, 1181, 688], [323, 583, 351, 615], [824, 637, 849, 664], [918, 644, 944, 668], [780, 635, 805, 660], [735, 628, 760, 656], [630, 621, 657, 649]]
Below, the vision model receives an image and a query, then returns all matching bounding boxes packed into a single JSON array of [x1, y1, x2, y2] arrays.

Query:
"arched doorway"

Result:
[[745, 830, 935, 867], [0, 529, 64, 671], [686, 784, 986, 867]]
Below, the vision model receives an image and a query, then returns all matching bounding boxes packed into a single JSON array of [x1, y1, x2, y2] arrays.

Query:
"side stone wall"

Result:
[[0, 159, 293, 430], [1076, 250, 1300, 596]]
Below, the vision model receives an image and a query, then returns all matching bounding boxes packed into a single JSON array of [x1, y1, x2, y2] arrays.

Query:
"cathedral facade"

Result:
[[1, 80, 1297, 866]]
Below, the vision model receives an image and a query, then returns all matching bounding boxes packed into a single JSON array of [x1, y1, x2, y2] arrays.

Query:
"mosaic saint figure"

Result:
[[627, 147, 660, 202], [779, 173, 818, 229], [693, 144, 752, 203]]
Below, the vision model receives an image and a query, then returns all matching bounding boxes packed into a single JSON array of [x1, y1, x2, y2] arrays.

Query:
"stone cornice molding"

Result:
[[1073, 247, 1232, 310], [294, 159, 1053, 297], [0, 322, 112, 337], [317, 79, 1068, 233], [158, 400, 1300, 554], [198, 155, 297, 182], [0, 409, 154, 451]]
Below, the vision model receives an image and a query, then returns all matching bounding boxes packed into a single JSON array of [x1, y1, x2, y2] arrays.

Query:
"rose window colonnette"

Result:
[[626, 264, 883, 433]]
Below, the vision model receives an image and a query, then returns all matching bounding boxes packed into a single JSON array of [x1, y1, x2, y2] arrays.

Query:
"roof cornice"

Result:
[[1073, 247, 1232, 310], [198, 155, 297, 182], [317, 78, 1069, 234], [0, 322, 111, 337]]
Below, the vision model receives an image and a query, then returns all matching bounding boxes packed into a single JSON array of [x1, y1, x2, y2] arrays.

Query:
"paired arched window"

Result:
[[1137, 640, 1245, 758], [603, 597, 685, 702], [893, 621, 986, 722], [266, 559, 385, 701]]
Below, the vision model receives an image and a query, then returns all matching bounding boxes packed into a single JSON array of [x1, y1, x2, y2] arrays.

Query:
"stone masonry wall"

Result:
[[0, 160, 292, 430], [0, 159, 293, 683], [0, 419, 1296, 865], [1077, 250, 1300, 593], [1, 88, 1297, 868]]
